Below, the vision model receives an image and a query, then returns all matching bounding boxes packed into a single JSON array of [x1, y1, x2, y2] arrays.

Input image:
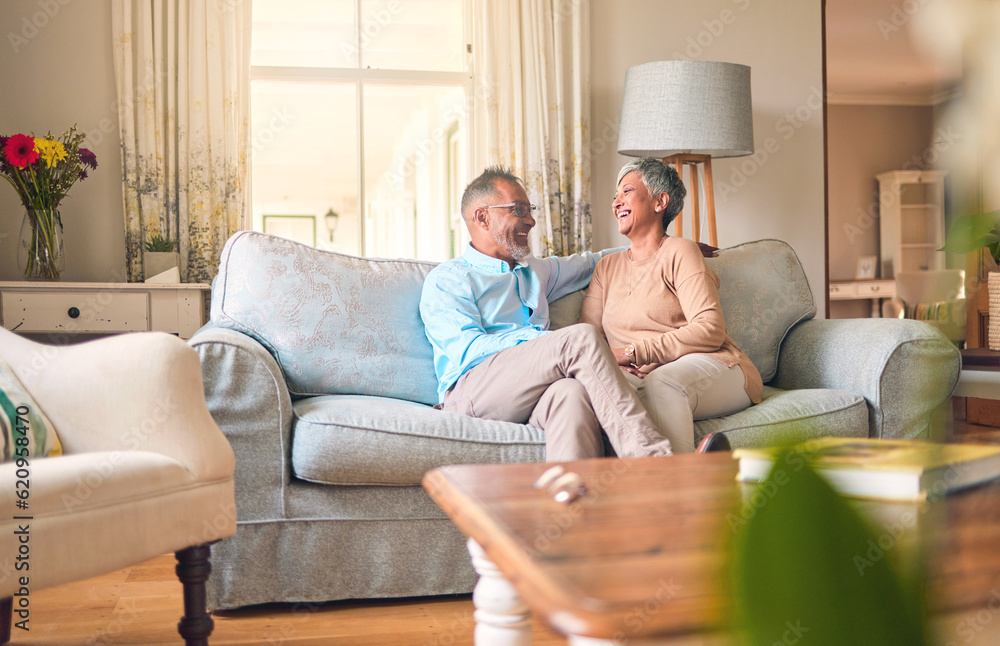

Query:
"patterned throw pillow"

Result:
[[905, 300, 956, 323], [0, 359, 62, 461]]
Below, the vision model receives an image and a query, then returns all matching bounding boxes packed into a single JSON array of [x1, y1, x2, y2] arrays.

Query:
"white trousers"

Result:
[[444, 324, 674, 461], [623, 354, 752, 453]]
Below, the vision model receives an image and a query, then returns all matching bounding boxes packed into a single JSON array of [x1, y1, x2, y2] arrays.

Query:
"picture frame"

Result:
[[263, 215, 317, 247], [855, 255, 877, 280]]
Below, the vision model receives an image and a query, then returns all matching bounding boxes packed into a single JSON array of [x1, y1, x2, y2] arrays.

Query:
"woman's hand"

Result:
[[620, 365, 645, 379], [611, 347, 632, 366], [612, 347, 645, 378]]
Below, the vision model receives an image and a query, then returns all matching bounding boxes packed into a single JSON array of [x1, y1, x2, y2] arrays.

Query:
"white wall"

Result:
[[0, 0, 826, 304], [590, 0, 827, 316], [0, 0, 124, 282]]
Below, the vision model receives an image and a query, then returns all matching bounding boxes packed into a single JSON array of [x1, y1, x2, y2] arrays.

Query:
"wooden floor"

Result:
[[12, 554, 567, 645], [17, 416, 1000, 645]]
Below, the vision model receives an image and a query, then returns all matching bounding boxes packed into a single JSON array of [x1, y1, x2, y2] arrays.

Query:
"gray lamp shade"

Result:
[[617, 61, 754, 158]]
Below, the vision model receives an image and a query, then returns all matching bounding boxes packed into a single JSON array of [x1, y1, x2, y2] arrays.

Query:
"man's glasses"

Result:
[[482, 202, 537, 219]]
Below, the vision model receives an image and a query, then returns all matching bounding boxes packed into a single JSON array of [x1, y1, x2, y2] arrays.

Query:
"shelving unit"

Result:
[[877, 170, 948, 278]]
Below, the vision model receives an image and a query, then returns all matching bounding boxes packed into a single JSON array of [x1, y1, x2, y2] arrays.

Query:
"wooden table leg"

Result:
[[467, 539, 532, 645]]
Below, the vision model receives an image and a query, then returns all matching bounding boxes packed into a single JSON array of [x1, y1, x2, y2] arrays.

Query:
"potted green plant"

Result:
[[940, 209, 1000, 348], [143, 234, 180, 281]]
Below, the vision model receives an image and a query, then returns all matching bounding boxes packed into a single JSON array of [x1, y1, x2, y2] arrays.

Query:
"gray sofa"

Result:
[[190, 231, 960, 609]]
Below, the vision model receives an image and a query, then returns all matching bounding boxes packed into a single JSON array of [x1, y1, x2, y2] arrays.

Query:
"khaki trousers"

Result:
[[624, 354, 752, 454], [443, 324, 673, 461]]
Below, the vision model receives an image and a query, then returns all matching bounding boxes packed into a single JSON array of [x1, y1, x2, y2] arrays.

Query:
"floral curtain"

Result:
[[473, 0, 592, 257], [112, 0, 250, 283]]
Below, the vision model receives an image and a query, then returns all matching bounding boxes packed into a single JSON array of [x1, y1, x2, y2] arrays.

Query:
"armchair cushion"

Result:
[[0, 328, 236, 598], [0, 358, 61, 459]]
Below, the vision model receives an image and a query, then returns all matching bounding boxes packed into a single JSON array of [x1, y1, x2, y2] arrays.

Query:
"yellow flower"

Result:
[[33, 138, 67, 168]]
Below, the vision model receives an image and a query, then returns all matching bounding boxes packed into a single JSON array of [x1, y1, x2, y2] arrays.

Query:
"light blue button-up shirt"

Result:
[[419, 244, 611, 403]]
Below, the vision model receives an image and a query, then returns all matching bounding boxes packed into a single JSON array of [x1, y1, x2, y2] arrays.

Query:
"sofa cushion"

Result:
[[694, 386, 869, 448], [290, 395, 546, 486], [705, 239, 816, 382], [549, 289, 586, 330], [211, 232, 441, 405]]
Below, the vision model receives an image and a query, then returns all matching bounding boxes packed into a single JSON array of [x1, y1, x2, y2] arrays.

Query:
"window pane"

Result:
[[363, 85, 468, 261], [361, 0, 465, 72], [251, 81, 361, 256], [252, 0, 356, 68]]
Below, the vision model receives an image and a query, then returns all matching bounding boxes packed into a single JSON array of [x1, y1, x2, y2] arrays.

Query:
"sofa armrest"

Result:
[[0, 329, 233, 484], [189, 326, 294, 520], [769, 318, 960, 440]]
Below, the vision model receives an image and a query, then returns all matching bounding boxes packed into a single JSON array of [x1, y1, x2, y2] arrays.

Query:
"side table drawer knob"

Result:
[[67, 307, 80, 319]]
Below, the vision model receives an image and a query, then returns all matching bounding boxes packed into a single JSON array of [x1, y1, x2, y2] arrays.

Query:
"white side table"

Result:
[[0, 281, 211, 340], [829, 279, 896, 318]]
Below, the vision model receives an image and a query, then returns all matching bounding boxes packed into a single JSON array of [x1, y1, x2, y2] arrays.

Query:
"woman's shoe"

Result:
[[696, 431, 732, 453]]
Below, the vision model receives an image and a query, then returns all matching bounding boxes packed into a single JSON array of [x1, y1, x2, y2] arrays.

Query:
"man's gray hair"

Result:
[[617, 157, 687, 229], [461, 166, 523, 219]]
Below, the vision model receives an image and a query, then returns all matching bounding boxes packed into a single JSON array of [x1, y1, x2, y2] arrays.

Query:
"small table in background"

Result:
[[829, 279, 896, 318], [0, 281, 211, 340]]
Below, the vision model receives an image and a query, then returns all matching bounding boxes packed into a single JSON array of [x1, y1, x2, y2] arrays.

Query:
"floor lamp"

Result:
[[617, 61, 754, 247]]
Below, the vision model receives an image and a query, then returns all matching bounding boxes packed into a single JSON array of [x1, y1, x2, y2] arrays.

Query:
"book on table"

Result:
[[734, 437, 1000, 501]]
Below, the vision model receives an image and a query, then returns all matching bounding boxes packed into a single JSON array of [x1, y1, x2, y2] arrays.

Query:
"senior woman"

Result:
[[580, 157, 762, 453]]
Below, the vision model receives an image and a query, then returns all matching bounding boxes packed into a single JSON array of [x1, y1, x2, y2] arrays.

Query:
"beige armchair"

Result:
[[882, 269, 967, 344], [0, 328, 236, 645]]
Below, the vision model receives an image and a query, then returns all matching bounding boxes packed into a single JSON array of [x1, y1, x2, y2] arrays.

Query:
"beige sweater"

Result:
[[581, 236, 763, 404]]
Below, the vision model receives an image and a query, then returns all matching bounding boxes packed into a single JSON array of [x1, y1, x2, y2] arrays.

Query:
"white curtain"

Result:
[[112, 0, 250, 283], [474, 0, 592, 256]]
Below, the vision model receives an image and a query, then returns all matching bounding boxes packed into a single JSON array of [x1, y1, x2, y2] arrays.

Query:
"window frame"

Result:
[[249, 0, 475, 257]]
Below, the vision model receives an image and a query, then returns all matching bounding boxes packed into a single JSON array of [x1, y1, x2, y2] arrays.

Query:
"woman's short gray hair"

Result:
[[617, 157, 687, 229]]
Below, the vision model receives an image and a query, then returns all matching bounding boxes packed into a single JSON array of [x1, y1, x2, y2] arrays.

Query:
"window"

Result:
[[250, 0, 472, 261]]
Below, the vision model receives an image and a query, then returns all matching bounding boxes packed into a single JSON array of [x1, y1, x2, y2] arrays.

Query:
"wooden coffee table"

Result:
[[423, 453, 1000, 645]]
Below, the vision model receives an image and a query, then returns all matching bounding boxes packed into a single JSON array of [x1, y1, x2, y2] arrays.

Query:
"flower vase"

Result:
[[17, 209, 64, 280]]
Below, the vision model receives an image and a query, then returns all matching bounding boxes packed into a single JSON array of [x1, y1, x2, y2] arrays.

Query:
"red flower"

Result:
[[78, 147, 98, 170], [5, 134, 38, 169]]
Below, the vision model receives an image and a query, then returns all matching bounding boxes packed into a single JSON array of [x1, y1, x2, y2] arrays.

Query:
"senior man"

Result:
[[419, 166, 673, 461]]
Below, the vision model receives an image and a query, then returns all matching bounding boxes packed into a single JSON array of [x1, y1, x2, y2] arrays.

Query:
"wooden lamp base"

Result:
[[663, 153, 718, 247]]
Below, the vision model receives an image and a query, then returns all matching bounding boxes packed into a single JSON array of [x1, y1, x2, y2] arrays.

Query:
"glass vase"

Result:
[[17, 209, 64, 280]]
